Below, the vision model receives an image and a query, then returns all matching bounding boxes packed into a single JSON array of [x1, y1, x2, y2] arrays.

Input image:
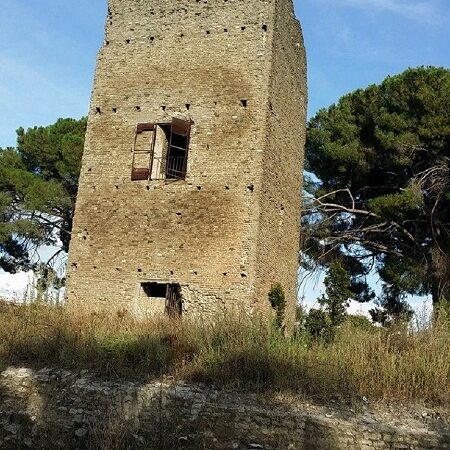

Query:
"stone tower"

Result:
[[66, 0, 307, 324]]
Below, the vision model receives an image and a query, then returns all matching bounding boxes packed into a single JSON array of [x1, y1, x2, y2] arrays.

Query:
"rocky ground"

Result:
[[0, 366, 449, 449]]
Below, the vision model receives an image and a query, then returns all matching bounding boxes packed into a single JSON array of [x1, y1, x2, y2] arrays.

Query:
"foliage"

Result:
[[1, 302, 449, 404], [0, 118, 87, 274], [303, 67, 450, 317], [34, 263, 65, 303], [435, 299, 450, 326], [370, 283, 413, 326], [318, 261, 353, 326], [304, 308, 333, 341], [268, 283, 286, 329], [345, 314, 376, 332]]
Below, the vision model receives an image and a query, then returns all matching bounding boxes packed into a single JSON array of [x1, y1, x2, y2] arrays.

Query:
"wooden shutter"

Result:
[[171, 118, 191, 137], [136, 123, 155, 133], [131, 123, 156, 181], [165, 284, 182, 316]]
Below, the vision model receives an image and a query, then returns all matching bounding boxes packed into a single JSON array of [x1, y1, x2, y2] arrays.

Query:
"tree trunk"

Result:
[[430, 249, 450, 308]]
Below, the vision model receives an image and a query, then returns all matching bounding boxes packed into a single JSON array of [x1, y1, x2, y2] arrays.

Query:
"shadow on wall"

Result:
[[0, 366, 319, 450], [1, 367, 449, 450]]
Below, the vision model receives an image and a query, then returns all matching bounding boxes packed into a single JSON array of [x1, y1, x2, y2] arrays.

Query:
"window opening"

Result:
[[141, 282, 182, 316], [166, 118, 191, 180], [151, 124, 171, 180], [131, 118, 191, 182], [142, 282, 167, 298]]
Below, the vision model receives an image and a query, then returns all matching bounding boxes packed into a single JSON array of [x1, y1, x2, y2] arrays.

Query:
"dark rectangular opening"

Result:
[[141, 282, 182, 316], [166, 118, 191, 180], [142, 282, 167, 298]]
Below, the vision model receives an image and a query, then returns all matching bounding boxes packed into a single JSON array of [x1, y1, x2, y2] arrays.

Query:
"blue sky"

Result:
[[0, 0, 449, 308], [1, 0, 449, 147]]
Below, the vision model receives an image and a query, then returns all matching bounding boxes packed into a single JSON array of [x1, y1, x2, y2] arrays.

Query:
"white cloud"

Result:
[[0, 240, 65, 302], [0, 270, 33, 301], [347, 299, 372, 317]]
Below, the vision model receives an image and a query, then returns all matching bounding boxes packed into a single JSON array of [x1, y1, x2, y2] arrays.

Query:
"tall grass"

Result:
[[0, 302, 449, 405]]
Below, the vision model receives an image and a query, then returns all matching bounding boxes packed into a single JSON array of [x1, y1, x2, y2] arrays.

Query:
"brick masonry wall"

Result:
[[255, 0, 307, 326], [66, 0, 307, 321], [1, 367, 449, 450]]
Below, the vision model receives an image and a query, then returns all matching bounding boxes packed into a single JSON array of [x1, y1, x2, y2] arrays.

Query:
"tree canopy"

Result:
[[0, 118, 86, 274], [318, 261, 354, 327], [303, 67, 449, 320]]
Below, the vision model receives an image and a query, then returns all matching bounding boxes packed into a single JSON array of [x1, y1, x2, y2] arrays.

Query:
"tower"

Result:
[[66, 0, 307, 325]]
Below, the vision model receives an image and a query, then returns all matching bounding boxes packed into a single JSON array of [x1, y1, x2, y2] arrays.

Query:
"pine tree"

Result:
[[0, 118, 87, 273], [318, 261, 353, 326], [303, 67, 450, 317]]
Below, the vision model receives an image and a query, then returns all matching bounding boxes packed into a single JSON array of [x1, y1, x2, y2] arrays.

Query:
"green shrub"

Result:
[[268, 283, 286, 330], [345, 314, 376, 331], [304, 308, 333, 341]]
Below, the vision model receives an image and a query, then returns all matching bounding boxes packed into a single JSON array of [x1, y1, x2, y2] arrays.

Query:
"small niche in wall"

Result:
[[141, 282, 182, 316]]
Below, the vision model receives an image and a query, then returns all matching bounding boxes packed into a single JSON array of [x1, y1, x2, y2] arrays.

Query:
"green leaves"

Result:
[[268, 283, 286, 330], [318, 261, 353, 327], [303, 66, 450, 314], [0, 117, 86, 273], [368, 184, 423, 221]]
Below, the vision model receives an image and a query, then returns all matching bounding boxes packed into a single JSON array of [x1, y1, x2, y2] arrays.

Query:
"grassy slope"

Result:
[[0, 302, 449, 405]]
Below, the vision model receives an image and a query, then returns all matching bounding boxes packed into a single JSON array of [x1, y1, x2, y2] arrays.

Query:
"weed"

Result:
[[0, 302, 449, 404]]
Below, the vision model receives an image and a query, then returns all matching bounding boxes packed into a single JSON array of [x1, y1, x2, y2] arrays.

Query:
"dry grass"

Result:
[[0, 302, 449, 405]]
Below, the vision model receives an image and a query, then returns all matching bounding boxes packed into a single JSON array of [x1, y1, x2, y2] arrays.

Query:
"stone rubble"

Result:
[[0, 367, 449, 449]]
